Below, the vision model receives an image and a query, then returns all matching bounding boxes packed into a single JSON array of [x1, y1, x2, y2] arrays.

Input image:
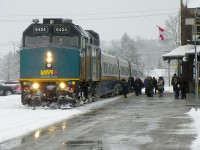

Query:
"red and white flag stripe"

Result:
[[157, 25, 165, 41]]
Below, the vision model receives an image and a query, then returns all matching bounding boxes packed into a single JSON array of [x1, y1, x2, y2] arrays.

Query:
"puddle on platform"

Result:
[[63, 140, 103, 149]]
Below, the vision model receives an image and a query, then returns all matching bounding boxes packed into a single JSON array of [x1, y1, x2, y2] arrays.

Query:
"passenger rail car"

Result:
[[20, 18, 143, 108]]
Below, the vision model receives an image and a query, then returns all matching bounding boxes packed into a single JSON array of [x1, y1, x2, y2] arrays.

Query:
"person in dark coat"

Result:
[[134, 78, 141, 96], [174, 81, 180, 99], [152, 77, 157, 94], [171, 74, 178, 91], [171, 74, 180, 99], [81, 80, 89, 101], [143, 77, 148, 95], [121, 79, 129, 98], [138, 78, 144, 94], [160, 76, 165, 95], [145, 77, 154, 97], [157, 77, 164, 97], [179, 74, 187, 99], [128, 77, 135, 92]]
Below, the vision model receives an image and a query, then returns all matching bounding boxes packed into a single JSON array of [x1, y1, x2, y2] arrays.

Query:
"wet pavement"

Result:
[[0, 93, 197, 150]]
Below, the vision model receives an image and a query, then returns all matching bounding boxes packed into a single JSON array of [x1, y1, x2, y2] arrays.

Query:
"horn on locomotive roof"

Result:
[[32, 18, 39, 24], [62, 19, 73, 24]]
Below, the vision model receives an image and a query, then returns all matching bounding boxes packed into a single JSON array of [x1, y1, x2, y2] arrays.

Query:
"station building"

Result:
[[163, 0, 200, 92]]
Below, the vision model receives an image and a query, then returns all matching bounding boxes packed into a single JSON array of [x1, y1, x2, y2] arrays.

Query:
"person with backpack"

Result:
[[157, 77, 164, 97], [121, 79, 129, 98], [171, 74, 180, 99], [138, 78, 144, 94], [145, 77, 154, 97], [179, 74, 187, 99], [134, 78, 141, 96], [152, 77, 157, 94]]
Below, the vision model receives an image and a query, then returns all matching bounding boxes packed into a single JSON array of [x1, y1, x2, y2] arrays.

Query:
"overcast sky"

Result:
[[0, 0, 180, 56]]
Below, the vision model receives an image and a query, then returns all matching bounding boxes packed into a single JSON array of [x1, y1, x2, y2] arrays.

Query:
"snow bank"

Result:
[[0, 95, 120, 143], [187, 108, 200, 150]]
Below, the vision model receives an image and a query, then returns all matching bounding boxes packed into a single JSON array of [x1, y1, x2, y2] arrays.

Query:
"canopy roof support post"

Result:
[[168, 59, 170, 87], [177, 59, 181, 77]]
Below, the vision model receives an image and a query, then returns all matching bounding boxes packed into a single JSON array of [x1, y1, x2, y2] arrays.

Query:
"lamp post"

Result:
[[168, 59, 170, 87], [194, 7, 200, 110], [163, 50, 171, 87], [194, 24, 198, 111]]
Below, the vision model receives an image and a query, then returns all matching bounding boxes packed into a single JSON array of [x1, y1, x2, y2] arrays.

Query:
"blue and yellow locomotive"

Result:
[[20, 18, 142, 108]]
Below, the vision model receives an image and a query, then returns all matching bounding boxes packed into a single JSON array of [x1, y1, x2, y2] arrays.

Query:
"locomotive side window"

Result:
[[112, 64, 118, 75], [133, 70, 138, 77], [103, 62, 119, 76], [120, 66, 129, 76], [25, 36, 50, 47], [82, 37, 86, 49], [138, 71, 143, 77], [103, 62, 107, 74], [52, 36, 78, 48], [89, 37, 93, 44]]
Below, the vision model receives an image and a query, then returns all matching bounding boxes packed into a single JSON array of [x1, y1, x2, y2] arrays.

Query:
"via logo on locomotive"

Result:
[[40, 70, 58, 78], [40, 70, 58, 76]]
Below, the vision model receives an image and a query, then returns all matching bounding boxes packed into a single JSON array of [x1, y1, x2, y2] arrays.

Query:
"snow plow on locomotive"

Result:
[[19, 18, 143, 108]]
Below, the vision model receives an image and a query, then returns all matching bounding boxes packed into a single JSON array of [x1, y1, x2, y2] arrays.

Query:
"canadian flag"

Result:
[[157, 25, 165, 41]]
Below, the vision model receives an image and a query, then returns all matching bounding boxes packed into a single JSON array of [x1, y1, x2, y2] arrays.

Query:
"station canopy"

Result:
[[185, 45, 200, 56], [185, 0, 200, 8], [162, 45, 194, 61]]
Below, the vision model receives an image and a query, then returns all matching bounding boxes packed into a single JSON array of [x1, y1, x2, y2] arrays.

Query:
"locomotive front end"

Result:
[[20, 18, 82, 107]]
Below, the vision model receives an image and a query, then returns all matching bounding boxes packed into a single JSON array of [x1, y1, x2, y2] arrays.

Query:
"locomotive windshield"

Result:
[[23, 21, 81, 48], [52, 36, 78, 47], [24, 35, 79, 48], [25, 36, 50, 47]]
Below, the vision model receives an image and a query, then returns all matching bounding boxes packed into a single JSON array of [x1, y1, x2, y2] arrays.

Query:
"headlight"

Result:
[[46, 63, 52, 68], [32, 83, 39, 89], [46, 57, 52, 63], [47, 52, 52, 57], [46, 51, 53, 68], [59, 82, 66, 89]]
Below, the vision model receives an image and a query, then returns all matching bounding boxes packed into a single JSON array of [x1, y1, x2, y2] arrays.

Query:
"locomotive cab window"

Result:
[[25, 36, 50, 47], [52, 36, 79, 48]]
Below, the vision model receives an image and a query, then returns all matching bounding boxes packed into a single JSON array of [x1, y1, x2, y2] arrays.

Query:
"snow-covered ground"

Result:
[[0, 95, 121, 143], [187, 108, 200, 149], [0, 87, 200, 150]]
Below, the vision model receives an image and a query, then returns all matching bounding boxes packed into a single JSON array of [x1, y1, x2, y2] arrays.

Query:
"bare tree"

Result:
[[101, 40, 121, 57], [120, 33, 139, 65], [104, 33, 140, 66], [165, 14, 181, 48], [0, 52, 19, 80]]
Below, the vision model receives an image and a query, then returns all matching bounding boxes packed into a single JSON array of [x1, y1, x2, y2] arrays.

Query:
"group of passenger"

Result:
[[171, 73, 187, 99], [121, 73, 188, 99], [143, 76, 165, 97], [82, 73, 188, 100], [120, 77, 143, 98], [121, 76, 165, 98]]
